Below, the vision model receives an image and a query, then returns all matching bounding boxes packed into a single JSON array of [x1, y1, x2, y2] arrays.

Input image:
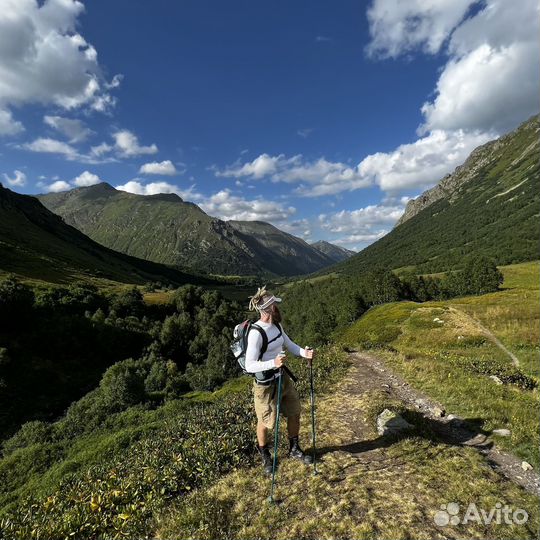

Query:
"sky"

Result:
[[1, 0, 538, 251]]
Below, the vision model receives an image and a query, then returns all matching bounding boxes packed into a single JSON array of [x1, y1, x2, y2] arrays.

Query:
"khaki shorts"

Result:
[[253, 373, 301, 429]]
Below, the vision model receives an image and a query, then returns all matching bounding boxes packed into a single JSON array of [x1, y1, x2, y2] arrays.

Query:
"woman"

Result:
[[245, 287, 315, 474]]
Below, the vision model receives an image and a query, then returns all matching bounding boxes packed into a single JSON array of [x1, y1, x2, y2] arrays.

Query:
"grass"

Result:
[[158, 357, 539, 540], [337, 261, 540, 468]]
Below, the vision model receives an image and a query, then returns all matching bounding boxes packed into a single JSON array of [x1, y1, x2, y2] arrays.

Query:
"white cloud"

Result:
[[113, 130, 158, 157], [115, 179, 203, 202], [2, 169, 26, 186], [44, 180, 71, 193], [44, 115, 93, 142], [215, 154, 372, 196], [213, 131, 492, 195], [139, 160, 178, 176], [367, 0, 540, 136], [90, 142, 113, 158], [0, 0, 121, 134], [73, 170, 101, 187], [0, 108, 24, 135], [22, 137, 79, 160], [200, 189, 296, 223], [216, 153, 285, 179], [365, 0, 475, 58], [319, 204, 404, 234], [333, 232, 387, 245], [420, 0, 540, 135], [357, 129, 493, 192]]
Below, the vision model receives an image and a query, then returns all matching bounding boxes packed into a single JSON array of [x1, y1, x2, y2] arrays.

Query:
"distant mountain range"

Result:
[[319, 114, 540, 276], [0, 184, 213, 286], [310, 240, 355, 263], [38, 184, 350, 277]]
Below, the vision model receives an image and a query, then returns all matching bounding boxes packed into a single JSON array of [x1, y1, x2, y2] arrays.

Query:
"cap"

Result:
[[259, 295, 282, 310]]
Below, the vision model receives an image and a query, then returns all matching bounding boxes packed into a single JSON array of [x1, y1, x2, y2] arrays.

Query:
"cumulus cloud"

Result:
[[44, 115, 93, 143], [214, 154, 372, 196], [367, 0, 540, 135], [0, 108, 24, 135], [0, 0, 121, 135], [317, 202, 409, 250], [358, 129, 493, 192], [199, 189, 296, 223], [44, 180, 71, 193], [21, 137, 79, 160], [216, 153, 285, 179], [319, 204, 404, 234], [113, 130, 158, 157], [365, 0, 475, 58], [73, 170, 101, 187], [213, 129, 493, 195], [139, 160, 178, 176], [2, 169, 26, 186], [115, 179, 203, 202]]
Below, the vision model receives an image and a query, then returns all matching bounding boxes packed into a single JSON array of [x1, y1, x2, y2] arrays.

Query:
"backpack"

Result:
[[230, 320, 282, 383]]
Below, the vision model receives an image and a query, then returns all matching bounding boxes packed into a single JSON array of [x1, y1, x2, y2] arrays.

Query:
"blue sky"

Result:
[[1, 0, 538, 250]]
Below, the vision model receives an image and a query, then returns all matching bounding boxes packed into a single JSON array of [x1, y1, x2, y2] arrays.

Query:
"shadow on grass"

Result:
[[315, 412, 493, 459]]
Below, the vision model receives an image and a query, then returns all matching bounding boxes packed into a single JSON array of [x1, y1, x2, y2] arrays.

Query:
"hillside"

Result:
[[0, 184, 211, 286], [323, 114, 540, 276], [311, 240, 355, 262], [39, 184, 337, 277], [228, 220, 334, 276]]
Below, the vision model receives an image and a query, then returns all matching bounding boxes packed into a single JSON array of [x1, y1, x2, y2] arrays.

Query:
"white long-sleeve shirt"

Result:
[[244, 320, 307, 374]]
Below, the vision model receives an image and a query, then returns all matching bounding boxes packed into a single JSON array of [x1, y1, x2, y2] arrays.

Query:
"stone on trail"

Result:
[[489, 375, 503, 385], [377, 409, 413, 436], [492, 428, 511, 437], [521, 461, 533, 471]]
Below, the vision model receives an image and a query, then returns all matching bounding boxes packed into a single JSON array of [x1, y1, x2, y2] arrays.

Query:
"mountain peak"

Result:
[[147, 192, 184, 203]]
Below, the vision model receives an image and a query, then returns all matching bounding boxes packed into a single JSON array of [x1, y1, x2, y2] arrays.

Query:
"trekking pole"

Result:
[[268, 365, 284, 504], [307, 347, 318, 475]]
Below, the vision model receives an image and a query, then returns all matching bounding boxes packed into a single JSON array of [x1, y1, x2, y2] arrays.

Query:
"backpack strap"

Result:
[[266, 322, 282, 348], [249, 323, 269, 360]]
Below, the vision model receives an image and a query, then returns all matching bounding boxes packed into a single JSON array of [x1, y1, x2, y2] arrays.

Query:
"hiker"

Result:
[[246, 287, 315, 474]]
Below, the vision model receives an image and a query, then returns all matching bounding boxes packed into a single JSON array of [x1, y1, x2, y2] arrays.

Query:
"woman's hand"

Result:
[[274, 351, 286, 368], [305, 347, 314, 362]]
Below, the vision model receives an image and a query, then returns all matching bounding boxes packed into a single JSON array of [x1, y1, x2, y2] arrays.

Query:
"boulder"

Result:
[[377, 409, 413, 436]]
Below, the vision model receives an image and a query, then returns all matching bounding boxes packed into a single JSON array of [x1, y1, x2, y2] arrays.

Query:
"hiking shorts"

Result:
[[253, 372, 301, 429]]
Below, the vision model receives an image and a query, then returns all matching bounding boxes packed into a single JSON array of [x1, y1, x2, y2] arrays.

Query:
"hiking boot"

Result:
[[288, 436, 313, 464], [258, 445, 275, 475]]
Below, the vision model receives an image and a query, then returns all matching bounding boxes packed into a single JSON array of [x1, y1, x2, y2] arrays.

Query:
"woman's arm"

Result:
[[282, 328, 307, 358], [244, 328, 277, 373]]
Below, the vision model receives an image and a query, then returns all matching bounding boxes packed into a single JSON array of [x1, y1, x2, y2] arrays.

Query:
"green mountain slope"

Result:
[[324, 114, 540, 276], [39, 184, 336, 277], [228, 220, 334, 275], [311, 240, 355, 262], [0, 184, 211, 286]]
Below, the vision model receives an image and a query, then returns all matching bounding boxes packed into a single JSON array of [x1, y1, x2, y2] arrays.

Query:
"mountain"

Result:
[[227, 220, 335, 276], [0, 183, 212, 286], [320, 114, 540, 276], [311, 240, 355, 263], [39, 184, 336, 277]]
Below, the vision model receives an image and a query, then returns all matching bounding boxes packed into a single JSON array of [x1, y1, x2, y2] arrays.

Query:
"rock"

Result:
[[381, 383, 390, 388], [489, 375, 503, 385], [432, 406, 446, 418], [492, 428, 511, 437], [521, 461, 533, 471], [377, 409, 413, 436]]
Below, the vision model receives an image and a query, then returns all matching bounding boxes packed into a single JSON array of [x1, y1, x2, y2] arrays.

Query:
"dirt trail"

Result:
[[447, 307, 521, 367], [340, 351, 539, 495]]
